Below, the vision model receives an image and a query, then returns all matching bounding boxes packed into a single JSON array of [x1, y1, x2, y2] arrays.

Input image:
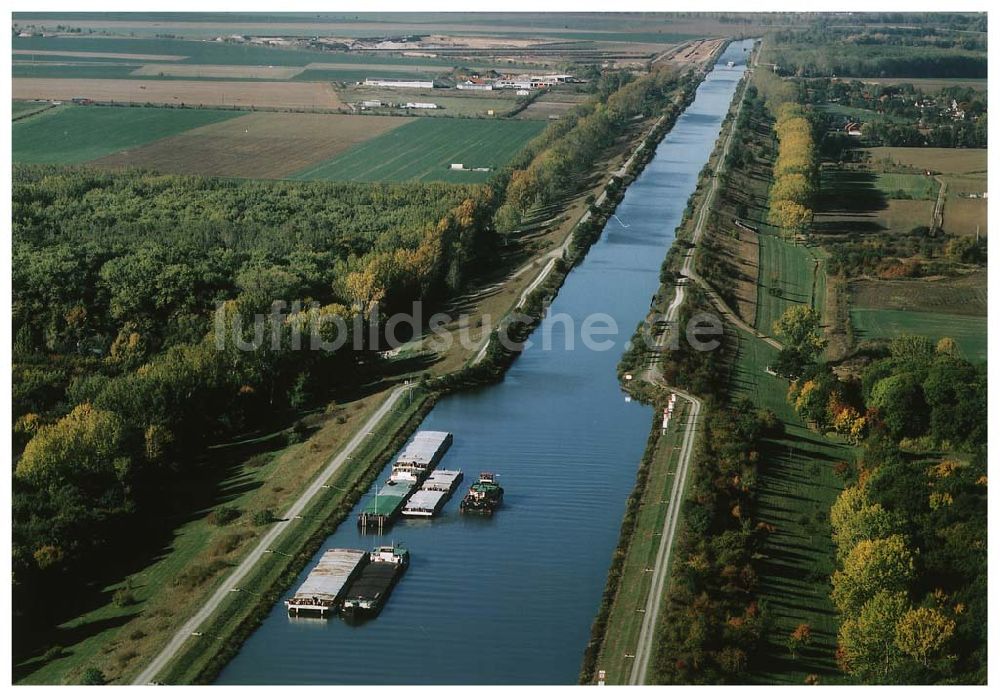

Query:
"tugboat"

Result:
[[340, 544, 409, 623], [459, 472, 504, 515]]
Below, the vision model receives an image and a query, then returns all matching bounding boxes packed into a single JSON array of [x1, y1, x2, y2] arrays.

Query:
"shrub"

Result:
[[252, 509, 276, 527], [81, 668, 107, 685], [210, 505, 241, 526]]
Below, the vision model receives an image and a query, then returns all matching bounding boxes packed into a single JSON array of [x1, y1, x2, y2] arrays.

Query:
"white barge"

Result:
[[402, 469, 463, 517], [285, 548, 367, 616], [388, 430, 453, 482]]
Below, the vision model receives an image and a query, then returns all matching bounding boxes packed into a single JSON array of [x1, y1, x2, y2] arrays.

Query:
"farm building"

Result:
[[404, 102, 439, 109], [496, 79, 533, 90], [361, 100, 384, 108], [364, 78, 435, 89], [456, 80, 494, 91]]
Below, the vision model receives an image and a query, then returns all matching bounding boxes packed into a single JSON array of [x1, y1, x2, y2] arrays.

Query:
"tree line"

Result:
[[827, 335, 986, 683], [767, 102, 817, 235], [764, 27, 986, 79], [774, 330, 986, 682]]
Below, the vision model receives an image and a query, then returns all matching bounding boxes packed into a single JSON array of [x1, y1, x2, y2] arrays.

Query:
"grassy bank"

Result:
[[585, 404, 689, 684]]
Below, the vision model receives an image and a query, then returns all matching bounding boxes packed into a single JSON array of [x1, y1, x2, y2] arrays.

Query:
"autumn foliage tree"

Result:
[[766, 101, 817, 236]]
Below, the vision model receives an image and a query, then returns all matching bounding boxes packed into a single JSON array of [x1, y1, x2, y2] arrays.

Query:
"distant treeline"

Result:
[[764, 28, 986, 78]]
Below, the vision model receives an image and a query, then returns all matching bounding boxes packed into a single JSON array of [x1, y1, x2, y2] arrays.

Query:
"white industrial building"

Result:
[[364, 78, 435, 89], [456, 81, 494, 91]]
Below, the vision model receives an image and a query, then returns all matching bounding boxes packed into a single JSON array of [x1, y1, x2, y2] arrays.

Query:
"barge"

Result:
[[460, 472, 504, 515], [402, 470, 463, 518], [340, 545, 409, 623], [358, 480, 412, 533], [358, 430, 453, 532], [390, 430, 453, 482], [285, 548, 367, 617]]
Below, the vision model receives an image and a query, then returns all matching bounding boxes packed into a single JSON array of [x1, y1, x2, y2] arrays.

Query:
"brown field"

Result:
[[12, 78, 344, 110], [90, 111, 410, 178], [943, 197, 987, 236], [13, 48, 186, 61], [850, 269, 987, 316], [515, 100, 580, 120], [813, 198, 934, 236], [868, 147, 987, 175], [655, 37, 726, 67], [879, 198, 936, 232], [130, 64, 305, 79]]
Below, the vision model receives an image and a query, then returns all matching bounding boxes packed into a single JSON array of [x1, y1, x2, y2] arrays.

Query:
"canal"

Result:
[[217, 39, 753, 685]]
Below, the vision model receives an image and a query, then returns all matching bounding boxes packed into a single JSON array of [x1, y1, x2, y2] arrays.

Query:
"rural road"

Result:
[[627, 56, 758, 686], [133, 384, 408, 685]]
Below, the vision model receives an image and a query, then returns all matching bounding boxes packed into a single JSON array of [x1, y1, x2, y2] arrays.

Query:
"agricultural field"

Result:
[[12, 77, 344, 110], [12, 104, 241, 164], [13, 63, 140, 80], [514, 99, 582, 121], [341, 85, 522, 117], [818, 102, 910, 125], [755, 233, 827, 335], [867, 147, 987, 235], [850, 308, 987, 362], [850, 270, 987, 316], [814, 166, 935, 236], [130, 63, 304, 80], [292, 117, 546, 183], [90, 112, 412, 179], [12, 99, 54, 118], [874, 172, 937, 200], [867, 147, 986, 175]]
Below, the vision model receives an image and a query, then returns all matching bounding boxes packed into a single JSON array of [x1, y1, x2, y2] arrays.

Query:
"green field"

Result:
[[12, 105, 241, 164], [874, 172, 938, 200], [851, 308, 987, 362], [13, 63, 140, 79], [292, 117, 546, 183], [729, 328, 850, 684], [13, 35, 357, 66], [755, 233, 827, 335], [291, 68, 439, 83], [819, 102, 910, 125], [12, 100, 53, 118]]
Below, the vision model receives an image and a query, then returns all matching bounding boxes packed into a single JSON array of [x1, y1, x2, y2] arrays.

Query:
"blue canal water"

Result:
[[217, 40, 753, 685]]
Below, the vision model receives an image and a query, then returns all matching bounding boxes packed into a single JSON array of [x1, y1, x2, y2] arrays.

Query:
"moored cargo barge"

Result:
[[389, 430, 453, 482], [357, 480, 412, 533], [285, 548, 367, 617], [402, 469, 463, 517], [340, 545, 409, 623], [357, 430, 453, 531]]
